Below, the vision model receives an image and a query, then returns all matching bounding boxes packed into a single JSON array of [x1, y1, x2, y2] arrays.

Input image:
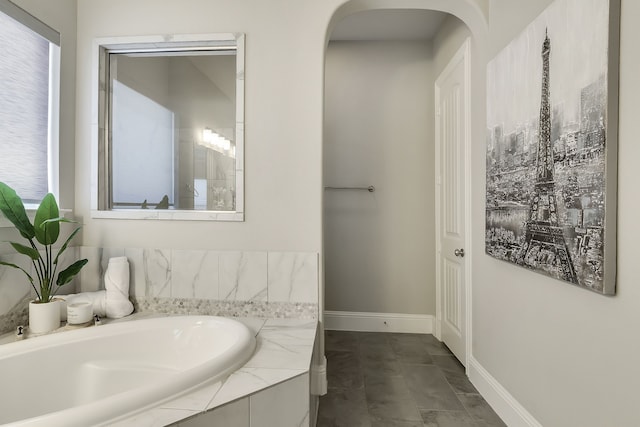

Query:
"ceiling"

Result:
[[329, 9, 449, 41]]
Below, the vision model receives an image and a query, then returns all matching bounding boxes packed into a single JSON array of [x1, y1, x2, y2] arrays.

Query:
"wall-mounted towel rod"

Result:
[[324, 185, 375, 193]]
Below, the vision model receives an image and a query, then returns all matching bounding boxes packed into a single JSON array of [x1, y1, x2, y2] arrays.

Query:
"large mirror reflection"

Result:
[[95, 34, 244, 219]]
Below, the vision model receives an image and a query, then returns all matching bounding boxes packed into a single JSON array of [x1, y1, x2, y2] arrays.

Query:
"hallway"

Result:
[[318, 331, 506, 427]]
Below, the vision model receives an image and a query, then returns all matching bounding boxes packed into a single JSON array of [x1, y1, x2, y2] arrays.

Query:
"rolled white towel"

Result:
[[104, 256, 134, 319], [58, 257, 134, 320]]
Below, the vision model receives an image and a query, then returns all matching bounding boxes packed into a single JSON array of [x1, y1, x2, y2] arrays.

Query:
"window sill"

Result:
[[90, 209, 244, 222]]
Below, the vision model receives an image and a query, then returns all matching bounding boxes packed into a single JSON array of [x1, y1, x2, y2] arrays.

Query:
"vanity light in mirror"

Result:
[[92, 33, 245, 221], [200, 127, 235, 158]]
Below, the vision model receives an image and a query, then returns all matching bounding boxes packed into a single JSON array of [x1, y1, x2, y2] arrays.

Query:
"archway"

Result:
[[317, 0, 489, 393]]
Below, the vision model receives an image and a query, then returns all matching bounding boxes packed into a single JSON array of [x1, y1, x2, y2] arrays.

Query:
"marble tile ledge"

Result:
[[111, 315, 317, 426], [1, 313, 317, 427]]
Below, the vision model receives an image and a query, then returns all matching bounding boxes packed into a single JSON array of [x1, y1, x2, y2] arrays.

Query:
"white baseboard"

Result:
[[468, 357, 542, 427], [323, 310, 434, 334]]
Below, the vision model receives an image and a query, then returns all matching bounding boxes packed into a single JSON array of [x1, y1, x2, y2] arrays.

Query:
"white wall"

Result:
[[471, 0, 640, 426], [433, 16, 471, 77], [75, 0, 335, 252], [323, 40, 435, 315], [73, 0, 488, 249]]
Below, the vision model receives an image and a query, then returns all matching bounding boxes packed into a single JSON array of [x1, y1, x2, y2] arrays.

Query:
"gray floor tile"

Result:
[[363, 372, 408, 390], [421, 409, 479, 427], [326, 350, 363, 389], [475, 422, 506, 427], [432, 355, 465, 374], [396, 344, 434, 364], [325, 330, 360, 352], [359, 344, 396, 361], [359, 337, 397, 367], [318, 388, 371, 427], [371, 420, 424, 427], [423, 335, 454, 356], [318, 332, 505, 427], [432, 355, 478, 394], [358, 332, 391, 347], [361, 357, 404, 378], [440, 369, 478, 394], [389, 334, 434, 364], [458, 394, 507, 427], [365, 375, 422, 423], [388, 332, 429, 344], [402, 364, 466, 411]]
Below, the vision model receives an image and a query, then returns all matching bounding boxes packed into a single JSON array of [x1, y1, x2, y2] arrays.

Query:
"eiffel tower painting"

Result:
[[485, 0, 618, 295], [515, 31, 578, 283]]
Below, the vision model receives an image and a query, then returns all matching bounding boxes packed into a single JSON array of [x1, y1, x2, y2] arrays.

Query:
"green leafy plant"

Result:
[[0, 182, 88, 303]]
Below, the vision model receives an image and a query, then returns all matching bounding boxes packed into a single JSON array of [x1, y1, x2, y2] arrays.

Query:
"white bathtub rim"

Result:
[[1, 316, 256, 427], [0, 315, 242, 356]]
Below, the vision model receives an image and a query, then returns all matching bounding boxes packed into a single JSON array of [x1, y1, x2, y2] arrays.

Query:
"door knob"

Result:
[[454, 248, 465, 258]]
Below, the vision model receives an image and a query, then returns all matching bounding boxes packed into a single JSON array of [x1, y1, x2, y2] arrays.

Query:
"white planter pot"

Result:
[[29, 300, 61, 334]]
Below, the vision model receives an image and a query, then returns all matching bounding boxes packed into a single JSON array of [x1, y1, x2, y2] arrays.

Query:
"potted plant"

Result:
[[0, 182, 88, 333]]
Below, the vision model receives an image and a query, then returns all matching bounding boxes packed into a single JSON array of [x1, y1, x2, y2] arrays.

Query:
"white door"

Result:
[[435, 38, 470, 366]]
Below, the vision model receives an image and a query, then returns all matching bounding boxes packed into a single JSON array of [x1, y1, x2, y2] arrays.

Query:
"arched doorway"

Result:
[[320, 0, 487, 375]]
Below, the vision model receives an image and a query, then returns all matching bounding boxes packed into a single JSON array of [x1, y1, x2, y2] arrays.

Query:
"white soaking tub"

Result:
[[0, 316, 256, 427]]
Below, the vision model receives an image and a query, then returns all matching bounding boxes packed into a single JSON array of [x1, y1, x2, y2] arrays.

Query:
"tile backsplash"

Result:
[[78, 247, 319, 305], [0, 253, 32, 316], [219, 252, 268, 302], [267, 252, 318, 303], [0, 247, 319, 334]]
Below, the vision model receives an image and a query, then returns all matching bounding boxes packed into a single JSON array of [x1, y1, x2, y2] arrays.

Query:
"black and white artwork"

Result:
[[485, 0, 619, 294]]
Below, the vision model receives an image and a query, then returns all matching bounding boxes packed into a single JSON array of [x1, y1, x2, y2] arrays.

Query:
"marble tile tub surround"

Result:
[[0, 253, 31, 334], [0, 254, 32, 317], [106, 315, 316, 427], [171, 374, 310, 427], [78, 247, 319, 317]]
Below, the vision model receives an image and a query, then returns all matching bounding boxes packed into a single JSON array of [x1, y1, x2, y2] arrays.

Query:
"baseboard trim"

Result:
[[323, 310, 434, 334], [468, 357, 542, 427]]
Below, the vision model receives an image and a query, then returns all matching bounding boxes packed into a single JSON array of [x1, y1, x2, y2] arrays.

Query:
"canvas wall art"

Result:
[[485, 0, 619, 295]]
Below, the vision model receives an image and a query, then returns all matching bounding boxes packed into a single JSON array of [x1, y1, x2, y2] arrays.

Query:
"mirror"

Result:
[[92, 34, 244, 221]]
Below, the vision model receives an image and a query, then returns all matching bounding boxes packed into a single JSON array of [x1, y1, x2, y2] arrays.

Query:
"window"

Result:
[[0, 0, 60, 205], [92, 34, 244, 221]]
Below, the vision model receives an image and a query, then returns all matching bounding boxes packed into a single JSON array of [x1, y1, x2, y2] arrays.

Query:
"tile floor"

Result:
[[318, 331, 506, 427]]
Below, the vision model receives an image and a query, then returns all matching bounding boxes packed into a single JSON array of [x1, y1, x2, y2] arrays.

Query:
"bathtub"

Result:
[[0, 315, 256, 427]]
